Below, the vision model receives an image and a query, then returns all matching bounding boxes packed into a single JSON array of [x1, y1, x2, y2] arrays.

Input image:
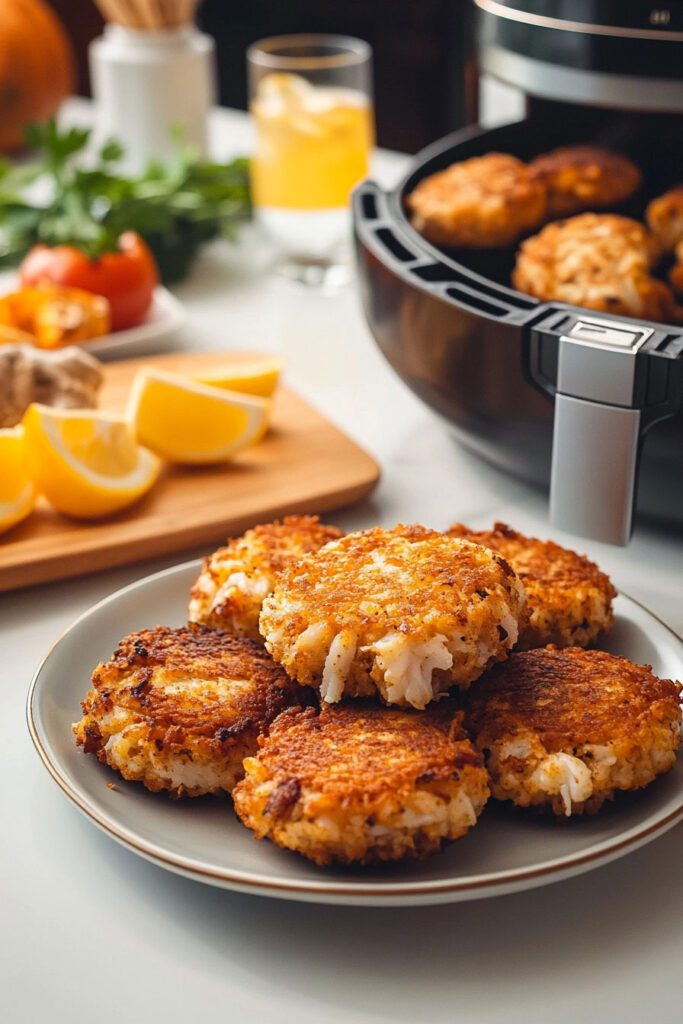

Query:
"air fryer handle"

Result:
[[529, 313, 683, 545]]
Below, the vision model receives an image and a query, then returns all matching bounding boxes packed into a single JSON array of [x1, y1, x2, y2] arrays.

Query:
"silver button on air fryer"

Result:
[[567, 317, 653, 351]]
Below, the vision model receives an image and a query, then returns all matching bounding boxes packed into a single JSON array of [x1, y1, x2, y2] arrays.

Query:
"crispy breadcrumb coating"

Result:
[[466, 646, 681, 817], [259, 524, 527, 709], [74, 625, 309, 797], [406, 153, 546, 248], [512, 213, 675, 320], [447, 522, 615, 650], [189, 515, 343, 639], [646, 185, 683, 253], [529, 146, 641, 218], [512, 212, 674, 319], [233, 701, 489, 865]]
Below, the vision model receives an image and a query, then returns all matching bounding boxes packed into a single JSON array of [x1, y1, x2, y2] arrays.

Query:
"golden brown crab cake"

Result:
[[406, 153, 546, 248], [512, 213, 674, 319], [189, 515, 343, 639], [447, 522, 616, 650], [646, 185, 683, 253], [529, 146, 641, 218], [666, 237, 683, 297], [466, 647, 682, 818], [259, 524, 527, 709], [233, 701, 489, 866], [73, 625, 309, 798]]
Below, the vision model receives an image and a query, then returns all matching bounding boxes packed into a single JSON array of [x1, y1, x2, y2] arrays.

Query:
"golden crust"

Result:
[[74, 624, 309, 797], [529, 146, 641, 218], [468, 647, 680, 748], [259, 524, 527, 706], [406, 153, 546, 248], [512, 213, 676, 321], [447, 522, 616, 649], [466, 647, 682, 816], [232, 701, 490, 865], [646, 185, 683, 253], [189, 515, 343, 638]]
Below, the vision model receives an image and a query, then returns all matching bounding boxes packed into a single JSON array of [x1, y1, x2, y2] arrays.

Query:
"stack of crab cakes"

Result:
[[74, 514, 682, 866]]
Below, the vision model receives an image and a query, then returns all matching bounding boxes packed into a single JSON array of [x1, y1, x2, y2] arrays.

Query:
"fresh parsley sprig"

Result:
[[0, 120, 251, 283]]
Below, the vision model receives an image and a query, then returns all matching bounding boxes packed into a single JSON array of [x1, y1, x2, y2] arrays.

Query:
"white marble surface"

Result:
[[2, 103, 683, 1024]]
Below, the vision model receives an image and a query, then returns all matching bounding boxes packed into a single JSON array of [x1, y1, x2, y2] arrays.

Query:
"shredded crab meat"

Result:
[[531, 752, 593, 816], [320, 630, 358, 703], [214, 570, 272, 604], [368, 633, 454, 709], [498, 611, 520, 646], [499, 736, 533, 760], [292, 621, 329, 654]]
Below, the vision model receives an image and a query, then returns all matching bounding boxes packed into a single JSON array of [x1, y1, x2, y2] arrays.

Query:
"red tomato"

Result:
[[19, 233, 159, 331]]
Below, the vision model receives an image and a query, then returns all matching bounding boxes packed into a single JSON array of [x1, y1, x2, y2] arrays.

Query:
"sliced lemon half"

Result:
[[22, 404, 160, 520], [0, 426, 36, 534], [192, 356, 284, 398], [127, 369, 270, 464]]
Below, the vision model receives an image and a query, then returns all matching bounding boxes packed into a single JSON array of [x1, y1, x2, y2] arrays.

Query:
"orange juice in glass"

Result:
[[248, 36, 374, 284]]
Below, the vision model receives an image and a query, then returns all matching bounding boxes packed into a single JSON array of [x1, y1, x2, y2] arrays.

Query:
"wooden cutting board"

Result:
[[0, 352, 380, 592]]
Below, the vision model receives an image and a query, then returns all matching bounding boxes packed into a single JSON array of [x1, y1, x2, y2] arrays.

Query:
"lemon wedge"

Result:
[[127, 369, 270, 464], [192, 356, 283, 398], [22, 404, 160, 519], [0, 426, 35, 534]]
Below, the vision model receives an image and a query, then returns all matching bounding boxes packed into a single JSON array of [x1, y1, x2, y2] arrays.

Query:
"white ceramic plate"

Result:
[[0, 271, 185, 359], [27, 561, 683, 907], [80, 287, 186, 358]]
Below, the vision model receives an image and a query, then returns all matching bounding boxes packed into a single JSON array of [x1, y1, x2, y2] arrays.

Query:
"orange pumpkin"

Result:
[[0, 0, 75, 153]]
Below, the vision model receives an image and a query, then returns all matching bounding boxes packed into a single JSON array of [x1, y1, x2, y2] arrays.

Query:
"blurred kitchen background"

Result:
[[46, 0, 521, 151]]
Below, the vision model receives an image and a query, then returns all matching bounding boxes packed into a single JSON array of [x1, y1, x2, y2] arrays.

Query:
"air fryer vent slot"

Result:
[[361, 192, 378, 220], [375, 228, 415, 263], [413, 263, 536, 310], [445, 286, 508, 318]]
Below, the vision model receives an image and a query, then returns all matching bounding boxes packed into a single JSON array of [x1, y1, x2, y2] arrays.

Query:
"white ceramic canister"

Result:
[[89, 24, 216, 173]]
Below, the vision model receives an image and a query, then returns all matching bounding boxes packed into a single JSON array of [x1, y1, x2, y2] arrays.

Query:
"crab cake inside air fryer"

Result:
[[406, 153, 546, 248], [466, 647, 682, 818], [259, 524, 527, 709], [74, 625, 309, 797], [646, 185, 683, 253], [189, 515, 343, 639], [512, 213, 675, 321], [232, 701, 489, 866], [529, 145, 641, 218], [448, 522, 616, 650]]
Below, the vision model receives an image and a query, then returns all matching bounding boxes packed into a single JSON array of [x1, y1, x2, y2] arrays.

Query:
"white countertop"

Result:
[[2, 102, 682, 1024]]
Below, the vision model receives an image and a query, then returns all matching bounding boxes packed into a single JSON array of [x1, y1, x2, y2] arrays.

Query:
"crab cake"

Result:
[[233, 701, 489, 865], [448, 522, 615, 650], [512, 213, 674, 320], [189, 515, 343, 639], [74, 625, 308, 798], [529, 146, 641, 218], [466, 647, 682, 818], [259, 524, 527, 709], [646, 185, 683, 253], [406, 153, 546, 248]]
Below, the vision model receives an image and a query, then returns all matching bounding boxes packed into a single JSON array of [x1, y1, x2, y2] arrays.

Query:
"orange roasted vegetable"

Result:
[[0, 286, 110, 348], [0, 323, 35, 346]]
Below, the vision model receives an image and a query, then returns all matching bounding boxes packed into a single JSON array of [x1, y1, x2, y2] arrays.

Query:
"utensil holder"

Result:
[[89, 24, 216, 172]]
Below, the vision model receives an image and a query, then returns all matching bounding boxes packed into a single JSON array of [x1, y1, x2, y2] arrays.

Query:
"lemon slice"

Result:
[[0, 426, 35, 534], [22, 404, 160, 519], [127, 369, 270, 464], [192, 356, 283, 398]]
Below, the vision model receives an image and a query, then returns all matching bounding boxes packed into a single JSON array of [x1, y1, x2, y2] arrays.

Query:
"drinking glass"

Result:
[[248, 34, 374, 286]]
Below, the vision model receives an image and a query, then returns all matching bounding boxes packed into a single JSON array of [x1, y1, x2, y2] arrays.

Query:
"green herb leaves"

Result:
[[0, 120, 251, 283]]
